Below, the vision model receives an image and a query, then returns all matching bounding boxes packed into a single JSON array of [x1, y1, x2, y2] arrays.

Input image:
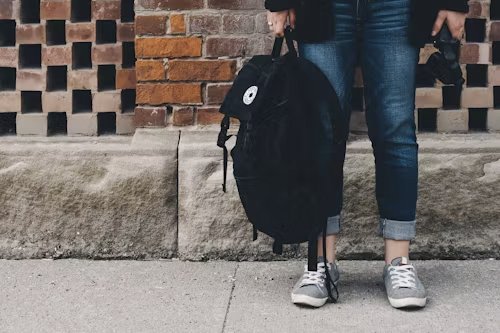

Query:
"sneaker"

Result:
[[291, 258, 340, 308], [383, 257, 427, 309]]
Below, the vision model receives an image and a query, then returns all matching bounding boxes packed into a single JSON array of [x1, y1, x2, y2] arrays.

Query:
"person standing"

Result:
[[265, 0, 468, 308]]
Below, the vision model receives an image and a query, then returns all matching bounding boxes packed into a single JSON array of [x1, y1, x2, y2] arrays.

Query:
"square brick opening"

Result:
[[21, 91, 43, 113], [20, 0, 41, 24], [19, 44, 42, 68], [0, 67, 16, 91], [98, 65, 116, 91], [442, 86, 461, 109], [494, 87, 500, 109], [96, 21, 117, 44], [72, 42, 92, 69], [98, 112, 116, 134], [493, 42, 500, 65], [122, 42, 135, 68], [466, 64, 488, 87], [71, 0, 91, 22], [0, 113, 17, 135], [121, 0, 135, 23], [351, 87, 364, 112], [48, 112, 67, 135], [465, 18, 486, 43], [121, 89, 135, 113], [0, 20, 16, 47], [47, 66, 68, 91], [418, 108, 437, 132], [46, 20, 66, 46], [416, 64, 435, 88], [72, 90, 92, 113], [468, 108, 488, 131], [492, 1, 500, 20]]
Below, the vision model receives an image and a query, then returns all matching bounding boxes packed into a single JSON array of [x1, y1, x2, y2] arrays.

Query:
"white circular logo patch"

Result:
[[243, 86, 258, 105]]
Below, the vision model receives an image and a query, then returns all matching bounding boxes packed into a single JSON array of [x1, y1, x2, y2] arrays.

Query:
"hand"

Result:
[[267, 9, 296, 37], [432, 10, 467, 40]]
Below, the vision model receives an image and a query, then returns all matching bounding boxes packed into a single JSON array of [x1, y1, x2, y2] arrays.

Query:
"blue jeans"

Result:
[[300, 0, 420, 240]]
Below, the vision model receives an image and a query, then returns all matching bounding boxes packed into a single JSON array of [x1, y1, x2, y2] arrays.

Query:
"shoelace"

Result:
[[388, 264, 417, 289], [299, 263, 329, 288]]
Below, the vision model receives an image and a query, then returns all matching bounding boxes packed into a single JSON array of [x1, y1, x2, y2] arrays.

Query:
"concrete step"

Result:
[[0, 130, 179, 259], [0, 129, 499, 259]]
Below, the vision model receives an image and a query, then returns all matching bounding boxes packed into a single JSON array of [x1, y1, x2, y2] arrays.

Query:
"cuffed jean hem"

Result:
[[318, 215, 341, 237], [378, 218, 416, 241]]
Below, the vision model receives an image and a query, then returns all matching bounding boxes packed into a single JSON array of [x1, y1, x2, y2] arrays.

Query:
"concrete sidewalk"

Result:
[[0, 260, 498, 333]]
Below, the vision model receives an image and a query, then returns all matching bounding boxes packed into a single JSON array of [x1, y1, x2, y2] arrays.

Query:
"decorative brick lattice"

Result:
[[414, 0, 499, 134], [133, 0, 500, 133], [0, 0, 136, 136], [2, 1, 500, 134]]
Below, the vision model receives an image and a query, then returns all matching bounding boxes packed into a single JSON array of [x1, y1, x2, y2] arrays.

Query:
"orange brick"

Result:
[[67, 23, 95, 42], [135, 15, 167, 36], [206, 83, 232, 105], [136, 83, 202, 105], [93, 92, 121, 113], [92, 44, 122, 64], [415, 88, 443, 109], [136, 60, 165, 81], [172, 107, 194, 126], [170, 14, 186, 34], [0, 1, 13, 19], [17, 70, 46, 91], [135, 37, 202, 58], [92, 0, 121, 20], [41, 1, 71, 20], [68, 69, 97, 90], [197, 107, 223, 125], [0, 48, 18, 67], [460, 44, 479, 64], [137, 0, 203, 10], [117, 23, 135, 41], [135, 106, 167, 127], [42, 46, 72, 66], [116, 69, 137, 89], [168, 60, 236, 81], [16, 24, 45, 44]]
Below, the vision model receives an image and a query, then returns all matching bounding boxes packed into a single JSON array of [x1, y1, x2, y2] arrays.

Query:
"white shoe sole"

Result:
[[291, 294, 329, 308], [388, 296, 427, 308]]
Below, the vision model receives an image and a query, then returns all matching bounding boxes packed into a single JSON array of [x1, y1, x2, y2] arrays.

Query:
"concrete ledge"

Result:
[[1, 129, 499, 260], [178, 131, 500, 260], [178, 132, 281, 261], [0, 129, 179, 259]]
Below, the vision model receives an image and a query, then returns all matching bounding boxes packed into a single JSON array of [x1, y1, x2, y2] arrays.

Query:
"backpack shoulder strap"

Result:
[[272, 241, 283, 255], [308, 235, 318, 272], [217, 115, 233, 193], [308, 227, 339, 303]]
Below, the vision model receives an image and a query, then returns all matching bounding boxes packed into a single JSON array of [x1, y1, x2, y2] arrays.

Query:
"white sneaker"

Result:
[[383, 257, 427, 309], [291, 259, 339, 308]]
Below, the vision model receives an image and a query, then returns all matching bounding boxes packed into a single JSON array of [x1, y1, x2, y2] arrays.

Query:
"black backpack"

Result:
[[217, 28, 345, 302]]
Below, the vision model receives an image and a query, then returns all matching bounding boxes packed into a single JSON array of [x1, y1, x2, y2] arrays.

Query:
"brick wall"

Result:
[[0, 0, 136, 136], [134, 0, 272, 127], [2, 1, 500, 135], [134, 0, 500, 133]]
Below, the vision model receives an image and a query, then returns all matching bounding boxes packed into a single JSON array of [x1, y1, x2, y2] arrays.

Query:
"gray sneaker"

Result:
[[383, 257, 427, 309], [291, 258, 340, 308]]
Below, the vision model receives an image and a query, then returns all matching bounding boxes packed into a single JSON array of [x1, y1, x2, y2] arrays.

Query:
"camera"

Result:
[[425, 24, 465, 88]]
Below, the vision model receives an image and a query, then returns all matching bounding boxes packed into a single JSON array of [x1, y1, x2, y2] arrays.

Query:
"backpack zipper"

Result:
[[242, 100, 289, 152]]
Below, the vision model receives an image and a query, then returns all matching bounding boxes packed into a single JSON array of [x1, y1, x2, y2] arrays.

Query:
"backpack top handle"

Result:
[[272, 26, 297, 59]]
